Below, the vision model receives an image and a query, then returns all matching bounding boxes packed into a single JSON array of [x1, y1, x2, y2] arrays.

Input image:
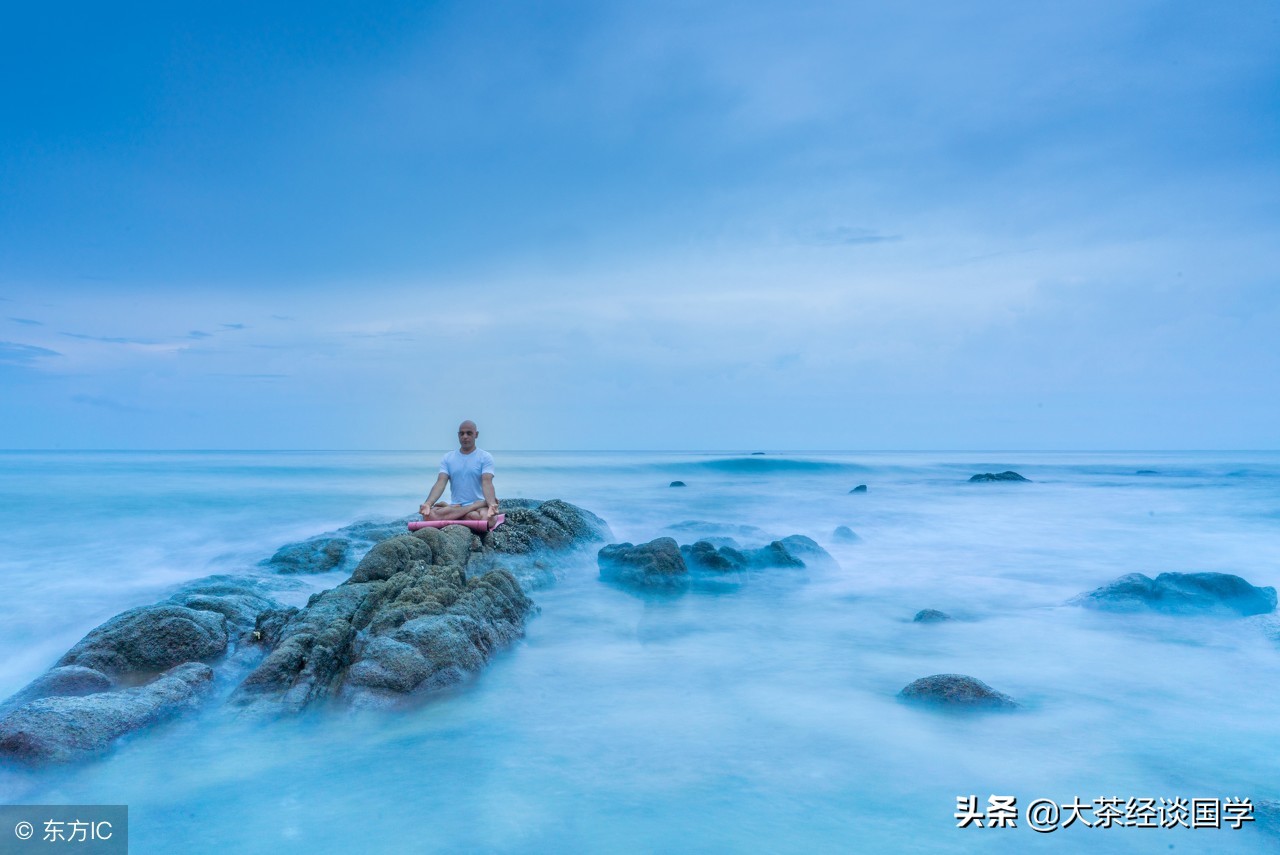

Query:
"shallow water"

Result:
[[1, 450, 1278, 852]]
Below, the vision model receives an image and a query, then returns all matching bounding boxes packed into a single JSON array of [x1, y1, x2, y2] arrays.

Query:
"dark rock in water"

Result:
[[666, 520, 774, 544], [0, 666, 114, 716], [681, 540, 749, 572], [55, 604, 230, 679], [913, 609, 952, 623], [599, 538, 689, 590], [898, 674, 1018, 709], [0, 663, 214, 764], [1071, 572, 1276, 617], [833, 526, 860, 543], [264, 536, 351, 574], [969, 471, 1030, 482], [777, 535, 834, 569], [261, 516, 419, 574], [849, 484, 868, 493], [670, 481, 686, 487], [1135, 470, 1159, 475], [750, 452, 766, 455]]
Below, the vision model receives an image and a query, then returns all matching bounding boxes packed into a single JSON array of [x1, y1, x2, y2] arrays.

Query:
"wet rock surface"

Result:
[[849, 484, 868, 493], [898, 674, 1018, 709], [913, 609, 952, 623], [833, 526, 860, 543], [262, 516, 418, 575], [0, 499, 611, 761], [969, 471, 1030, 482], [1071, 572, 1276, 617], [605, 533, 835, 592]]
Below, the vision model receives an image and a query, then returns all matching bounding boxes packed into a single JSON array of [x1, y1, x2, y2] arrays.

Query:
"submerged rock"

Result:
[[833, 526, 860, 543], [669, 480, 687, 487], [1071, 572, 1276, 617], [898, 674, 1018, 709], [849, 484, 868, 493], [262, 516, 418, 574], [969, 471, 1030, 483], [0, 663, 214, 764], [599, 538, 689, 590], [681, 540, 747, 572], [913, 609, 952, 623], [1135, 469, 1159, 476]]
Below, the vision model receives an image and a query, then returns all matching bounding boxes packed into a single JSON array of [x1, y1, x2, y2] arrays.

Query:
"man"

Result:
[[419, 420, 500, 526]]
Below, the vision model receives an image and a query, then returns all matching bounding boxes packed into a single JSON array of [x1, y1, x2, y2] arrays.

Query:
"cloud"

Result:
[[796, 226, 902, 246], [70, 394, 146, 413], [188, 330, 212, 338], [8, 317, 43, 326], [0, 341, 61, 364], [221, 323, 247, 330], [61, 332, 159, 345]]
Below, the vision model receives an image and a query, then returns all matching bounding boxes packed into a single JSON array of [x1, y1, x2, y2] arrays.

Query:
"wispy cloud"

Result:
[[61, 332, 159, 345], [221, 322, 246, 330], [0, 341, 61, 364], [796, 226, 902, 246], [8, 317, 43, 326], [188, 330, 212, 338], [70, 394, 146, 413]]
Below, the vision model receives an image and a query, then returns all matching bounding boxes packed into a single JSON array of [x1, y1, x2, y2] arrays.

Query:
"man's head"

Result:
[[457, 420, 478, 453]]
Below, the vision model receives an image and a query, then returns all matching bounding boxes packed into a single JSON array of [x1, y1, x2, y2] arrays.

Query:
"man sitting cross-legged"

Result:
[[419, 420, 500, 528]]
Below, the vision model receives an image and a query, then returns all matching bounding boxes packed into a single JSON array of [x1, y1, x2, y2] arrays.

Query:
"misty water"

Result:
[[1, 450, 1278, 852]]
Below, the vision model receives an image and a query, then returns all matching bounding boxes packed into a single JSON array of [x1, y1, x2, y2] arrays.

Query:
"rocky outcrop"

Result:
[[833, 526, 860, 543], [969, 471, 1030, 482], [1071, 572, 1276, 617], [231, 499, 609, 714], [849, 484, 868, 493], [898, 674, 1018, 709], [599, 538, 689, 590], [262, 517, 417, 574], [605, 533, 836, 593], [913, 609, 952, 623], [0, 663, 214, 764], [669, 481, 686, 487], [0, 499, 611, 760]]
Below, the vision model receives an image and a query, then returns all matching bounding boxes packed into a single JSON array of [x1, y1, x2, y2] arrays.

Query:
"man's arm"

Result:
[[481, 472, 497, 514], [420, 473, 449, 515]]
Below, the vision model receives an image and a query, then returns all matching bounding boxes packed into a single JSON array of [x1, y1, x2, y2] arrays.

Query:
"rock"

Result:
[[598, 538, 689, 590], [263, 536, 352, 574], [1135, 470, 1159, 475], [55, 604, 230, 679], [680, 540, 748, 572], [232, 500, 600, 713], [261, 516, 418, 574], [750, 452, 766, 455], [913, 609, 952, 623], [1071, 572, 1276, 616], [0, 666, 114, 716], [833, 526, 860, 543], [849, 484, 868, 493], [969, 471, 1030, 482], [898, 674, 1018, 709], [666, 520, 773, 542], [777, 535, 834, 568], [0, 662, 214, 764], [669, 481, 686, 487]]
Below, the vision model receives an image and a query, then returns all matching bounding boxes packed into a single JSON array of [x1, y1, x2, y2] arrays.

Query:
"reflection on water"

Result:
[[1, 451, 1279, 852]]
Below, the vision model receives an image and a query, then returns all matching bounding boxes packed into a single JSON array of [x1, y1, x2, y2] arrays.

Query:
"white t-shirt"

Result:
[[439, 448, 495, 505]]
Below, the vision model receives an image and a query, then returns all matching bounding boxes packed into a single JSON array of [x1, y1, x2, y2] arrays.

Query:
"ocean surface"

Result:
[[1, 450, 1278, 853]]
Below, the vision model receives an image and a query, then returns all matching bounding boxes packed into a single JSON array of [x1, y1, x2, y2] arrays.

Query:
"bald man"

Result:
[[419, 420, 500, 524]]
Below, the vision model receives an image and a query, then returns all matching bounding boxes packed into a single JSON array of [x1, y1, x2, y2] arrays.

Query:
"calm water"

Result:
[[1, 450, 1279, 853]]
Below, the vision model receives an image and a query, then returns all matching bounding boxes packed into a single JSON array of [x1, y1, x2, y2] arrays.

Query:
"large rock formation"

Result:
[[602, 533, 835, 593], [1071, 572, 1276, 617], [0, 576, 278, 764], [969, 471, 1030, 482], [0, 499, 611, 762], [898, 674, 1018, 709], [230, 499, 610, 714]]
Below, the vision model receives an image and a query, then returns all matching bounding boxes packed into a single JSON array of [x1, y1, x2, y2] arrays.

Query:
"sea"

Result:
[[0, 450, 1278, 853]]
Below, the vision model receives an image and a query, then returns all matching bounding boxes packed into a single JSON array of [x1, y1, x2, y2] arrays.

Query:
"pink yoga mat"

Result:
[[408, 514, 505, 533]]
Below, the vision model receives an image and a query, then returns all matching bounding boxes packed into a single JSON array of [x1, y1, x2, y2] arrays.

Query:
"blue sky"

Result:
[[2, 0, 1277, 449]]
